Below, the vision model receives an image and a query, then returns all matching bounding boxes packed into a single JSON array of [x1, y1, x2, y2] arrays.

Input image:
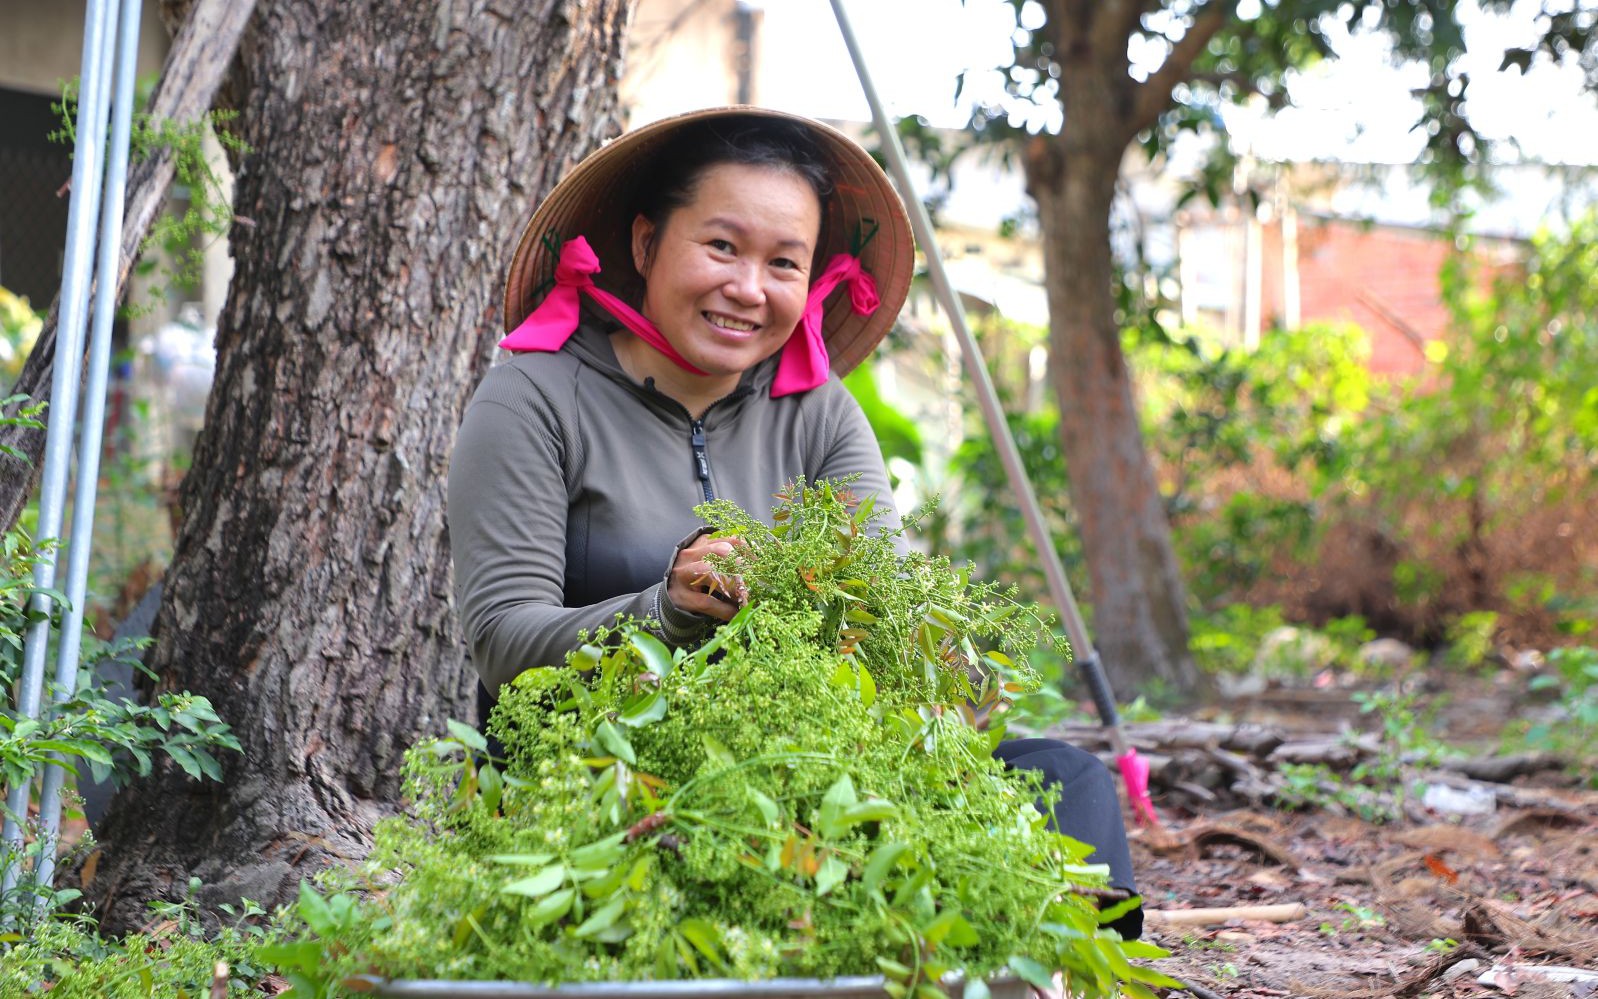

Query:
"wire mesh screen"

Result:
[[0, 87, 72, 310]]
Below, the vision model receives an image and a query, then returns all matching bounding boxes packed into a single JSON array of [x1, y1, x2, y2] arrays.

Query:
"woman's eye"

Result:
[[772, 257, 800, 271], [708, 239, 735, 253]]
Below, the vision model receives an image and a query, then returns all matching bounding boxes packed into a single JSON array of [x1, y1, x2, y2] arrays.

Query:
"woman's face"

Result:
[[631, 162, 822, 381]]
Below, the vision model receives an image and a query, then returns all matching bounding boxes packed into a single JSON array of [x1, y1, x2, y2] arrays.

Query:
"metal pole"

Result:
[[825, 0, 1158, 825], [33, 0, 146, 897], [1, 0, 119, 900]]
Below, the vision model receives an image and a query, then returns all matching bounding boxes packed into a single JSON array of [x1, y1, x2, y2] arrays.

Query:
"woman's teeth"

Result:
[[706, 313, 757, 332]]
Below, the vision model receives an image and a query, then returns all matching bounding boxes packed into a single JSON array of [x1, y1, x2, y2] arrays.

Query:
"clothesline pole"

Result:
[[0, 0, 120, 910], [826, 0, 1158, 826]]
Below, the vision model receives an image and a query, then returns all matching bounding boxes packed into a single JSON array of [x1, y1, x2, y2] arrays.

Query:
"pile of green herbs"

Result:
[[285, 481, 1169, 998]]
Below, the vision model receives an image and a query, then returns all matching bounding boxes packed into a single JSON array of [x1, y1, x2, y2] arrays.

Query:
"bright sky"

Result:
[[752, 0, 1598, 166]]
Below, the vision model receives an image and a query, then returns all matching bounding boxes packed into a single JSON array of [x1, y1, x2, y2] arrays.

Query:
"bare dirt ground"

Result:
[[1104, 675, 1598, 999]]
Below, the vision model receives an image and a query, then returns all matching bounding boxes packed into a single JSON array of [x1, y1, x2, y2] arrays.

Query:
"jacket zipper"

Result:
[[690, 418, 715, 503]]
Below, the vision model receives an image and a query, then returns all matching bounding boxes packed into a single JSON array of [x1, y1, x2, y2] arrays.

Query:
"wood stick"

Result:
[[1144, 902, 1308, 927]]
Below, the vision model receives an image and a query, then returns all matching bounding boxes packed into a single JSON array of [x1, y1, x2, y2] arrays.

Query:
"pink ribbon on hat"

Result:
[[500, 236, 880, 397], [500, 236, 704, 374], [771, 252, 880, 397]]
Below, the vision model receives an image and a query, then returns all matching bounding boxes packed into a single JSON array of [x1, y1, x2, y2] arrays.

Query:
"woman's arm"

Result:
[[448, 368, 709, 696]]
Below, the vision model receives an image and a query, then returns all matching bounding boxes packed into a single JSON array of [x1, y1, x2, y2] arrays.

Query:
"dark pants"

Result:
[[994, 737, 1143, 939]]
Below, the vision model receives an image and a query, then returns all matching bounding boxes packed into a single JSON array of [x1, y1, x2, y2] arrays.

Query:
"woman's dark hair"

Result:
[[632, 118, 834, 238]]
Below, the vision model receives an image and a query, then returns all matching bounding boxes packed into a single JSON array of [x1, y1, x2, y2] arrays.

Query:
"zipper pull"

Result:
[[690, 419, 710, 484]]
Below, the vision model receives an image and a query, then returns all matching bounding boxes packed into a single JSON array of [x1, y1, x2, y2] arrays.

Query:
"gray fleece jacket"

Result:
[[448, 320, 901, 695]]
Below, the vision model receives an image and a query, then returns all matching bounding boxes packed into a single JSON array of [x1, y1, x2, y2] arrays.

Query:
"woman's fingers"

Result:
[[667, 537, 747, 621]]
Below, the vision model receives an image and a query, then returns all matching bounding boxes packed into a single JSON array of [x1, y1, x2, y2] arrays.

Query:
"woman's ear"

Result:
[[631, 214, 656, 278]]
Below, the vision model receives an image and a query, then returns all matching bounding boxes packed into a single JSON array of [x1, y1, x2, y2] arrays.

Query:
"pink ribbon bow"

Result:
[[772, 253, 880, 398], [499, 236, 703, 373], [501, 237, 880, 397]]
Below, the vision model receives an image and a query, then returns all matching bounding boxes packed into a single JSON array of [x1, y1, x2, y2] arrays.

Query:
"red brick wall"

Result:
[[1272, 220, 1454, 377]]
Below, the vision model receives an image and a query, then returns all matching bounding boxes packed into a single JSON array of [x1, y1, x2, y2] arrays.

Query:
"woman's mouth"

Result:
[[704, 312, 760, 334]]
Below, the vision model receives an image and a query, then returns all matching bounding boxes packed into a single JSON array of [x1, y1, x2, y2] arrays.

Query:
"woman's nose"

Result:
[[724, 262, 765, 305]]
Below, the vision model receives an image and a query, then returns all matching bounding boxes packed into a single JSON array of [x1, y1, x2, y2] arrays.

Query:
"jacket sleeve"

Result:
[[448, 366, 709, 696], [809, 379, 908, 545]]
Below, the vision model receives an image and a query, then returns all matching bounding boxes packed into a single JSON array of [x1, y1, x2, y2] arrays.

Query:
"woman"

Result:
[[448, 106, 1141, 938]]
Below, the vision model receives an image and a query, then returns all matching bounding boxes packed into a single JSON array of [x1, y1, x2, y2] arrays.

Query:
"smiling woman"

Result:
[[447, 106, 1141, 938], [621, 162, 822, 413], [453, 107, 914, 696]]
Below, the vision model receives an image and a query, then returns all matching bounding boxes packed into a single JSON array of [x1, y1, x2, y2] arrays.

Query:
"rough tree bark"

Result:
[[0, 0, 257, 535], [1020, 0, 1216, 700], [84, 0, 635, 933]]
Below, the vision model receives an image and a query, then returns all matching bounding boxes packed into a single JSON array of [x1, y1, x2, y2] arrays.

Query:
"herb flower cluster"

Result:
[[295, 482, 1170, 998]]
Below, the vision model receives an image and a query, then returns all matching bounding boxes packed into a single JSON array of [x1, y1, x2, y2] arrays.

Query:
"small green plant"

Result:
[[1424, 937, 1461, 954], [1334, 901, 1386, 931], [1516, 645, 1598, 783], [1179, 934, 1237, 952], [51, 78, 248, 318], [2, 524, 242, 929], [0, 884, 277, 997], [1443, 611, 1500, 672], [1, 393, 46, 460], [1271, 689, 1453, 822]]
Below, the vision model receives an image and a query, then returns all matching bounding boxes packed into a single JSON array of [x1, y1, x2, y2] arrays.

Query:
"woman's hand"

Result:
[[666, 535, 748, 622]]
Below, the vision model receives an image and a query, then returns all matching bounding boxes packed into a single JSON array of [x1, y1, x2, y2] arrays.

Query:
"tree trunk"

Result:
[[84, 0, 635, 933], [1022, 52, 1204, 701]]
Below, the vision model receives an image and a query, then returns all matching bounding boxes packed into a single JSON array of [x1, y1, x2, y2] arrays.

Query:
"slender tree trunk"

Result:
[[1022, 39, 1203, 700], [84, 0, 635, 933]]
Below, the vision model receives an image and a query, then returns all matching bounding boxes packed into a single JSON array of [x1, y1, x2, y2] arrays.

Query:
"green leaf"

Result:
[[166, 745, 202, 780], [840, 798, 896, 827], [860, 841, 909, 894], [629, 633, 674, 677], [569, 832, 628, 871], [1006, 955, 1055, 990], [502, 863, 566, 898], [487, 852, 557, 867], [857, 662, 877, 708], [818, 773, 858, 837], [747, 787, 780, 826], [445, 719, 488, 753], [617, 690, 668, 728], [195, 750, 224, 782], [571, 644, 603, 672], [814, 853, 848, 896], [296, 882, 337, 937], [572, 895, 627, 938], [522, 887, 576, 928], [875, 957, 912, 978], [677, 918, 727, 972], [595, 720, 636, 765], [924, 910, 979, 948], [479, 762, 503, 814], [701, 734, 736, 770], [963, 978, 991, 999], [829, 659, 854, 689]]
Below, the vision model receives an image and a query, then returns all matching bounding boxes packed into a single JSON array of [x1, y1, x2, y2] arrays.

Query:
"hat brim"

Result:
[[502, 106, 914, 378]]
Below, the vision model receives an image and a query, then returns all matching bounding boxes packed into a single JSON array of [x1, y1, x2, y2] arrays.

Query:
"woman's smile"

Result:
[[625, 162, 822, 408]]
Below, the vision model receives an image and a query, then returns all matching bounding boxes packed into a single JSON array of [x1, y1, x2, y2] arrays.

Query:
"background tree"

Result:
[[957, 0, 1597, 699], [82, 0, 635, 933]]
